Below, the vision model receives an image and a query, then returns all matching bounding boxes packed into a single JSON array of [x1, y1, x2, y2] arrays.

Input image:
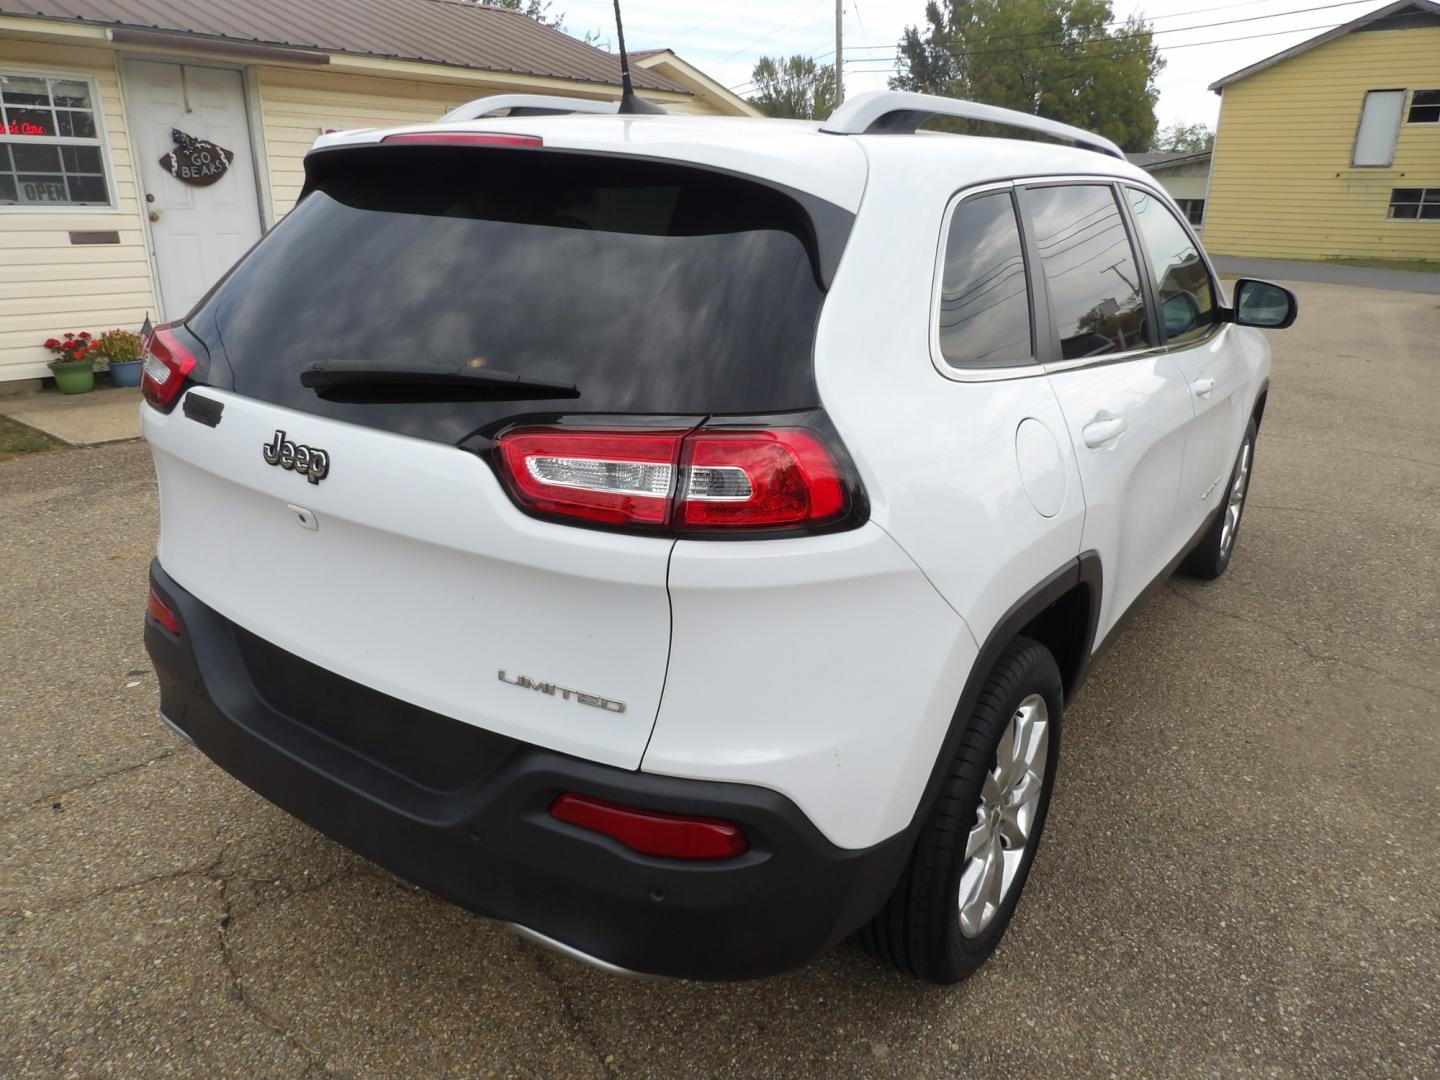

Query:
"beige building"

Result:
[[1125, 150, 1212, 229], [0, 0, 757, 385]]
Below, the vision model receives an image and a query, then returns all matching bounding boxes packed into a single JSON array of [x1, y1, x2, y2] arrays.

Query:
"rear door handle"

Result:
[[1082, 417, 1127, 448], [1192, 377, 1216, 398]]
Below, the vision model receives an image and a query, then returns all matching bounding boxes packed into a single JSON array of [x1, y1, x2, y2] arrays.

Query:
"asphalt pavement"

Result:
[[2, 279, 1436, 1078]]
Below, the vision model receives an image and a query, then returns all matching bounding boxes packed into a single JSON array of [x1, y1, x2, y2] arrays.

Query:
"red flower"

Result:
[[63, 332, 75, 340], [73, 347, 87, 361], [44, 338, 59, 348], [78, 331, 92, 340]]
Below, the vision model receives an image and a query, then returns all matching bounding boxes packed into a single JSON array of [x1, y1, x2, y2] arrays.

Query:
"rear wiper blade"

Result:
[[300, 361, 579, 402]]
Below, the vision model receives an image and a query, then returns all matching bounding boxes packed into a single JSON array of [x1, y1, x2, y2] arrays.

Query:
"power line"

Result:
[[728, 0, 1376, 94], [839, 0, 1378, 54], [844, 19, 1352, 69], [716, 0, 832, 65]]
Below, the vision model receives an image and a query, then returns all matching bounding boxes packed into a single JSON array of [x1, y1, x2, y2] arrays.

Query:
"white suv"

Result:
[[141, 91, 1296, 983]]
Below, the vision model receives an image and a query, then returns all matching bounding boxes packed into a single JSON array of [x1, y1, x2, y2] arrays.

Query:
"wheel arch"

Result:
[[1252, 378, 1270, 431], [902, 552, 1102, 840]]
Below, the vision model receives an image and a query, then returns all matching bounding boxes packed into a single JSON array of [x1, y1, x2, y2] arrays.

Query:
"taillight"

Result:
[[493, 422, 858, 536], [380, 132, 543, 148], [550, 793, 749, 860], [146, 585, 180, 634], [140, 324, 198, 412], [496, 429, 685, 528], [679, 429, 845, 530]]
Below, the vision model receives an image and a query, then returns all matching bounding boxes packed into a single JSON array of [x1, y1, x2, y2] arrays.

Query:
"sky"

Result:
[[549, 0, 1399, 128]]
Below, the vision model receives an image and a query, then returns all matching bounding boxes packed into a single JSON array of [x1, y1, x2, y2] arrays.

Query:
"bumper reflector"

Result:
[[550, 793, 749, 860], [146, 585, 180, 634]]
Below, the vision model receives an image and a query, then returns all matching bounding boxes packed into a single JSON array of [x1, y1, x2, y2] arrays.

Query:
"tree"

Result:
[[748, 55, 838, 120], [480, 0, 566, 31], [891, 0, 1164, 153], [1152, 121, 1213, 154]]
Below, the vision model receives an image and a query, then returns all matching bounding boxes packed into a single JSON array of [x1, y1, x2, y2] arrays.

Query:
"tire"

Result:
[[860, 636, 1062, 984], [1181, 418, 1257, 581]]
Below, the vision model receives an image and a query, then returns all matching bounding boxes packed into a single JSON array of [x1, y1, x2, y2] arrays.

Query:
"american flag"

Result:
[[139, 313, 153, 347]]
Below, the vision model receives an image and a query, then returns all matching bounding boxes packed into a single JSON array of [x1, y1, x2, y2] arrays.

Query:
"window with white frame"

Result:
[[1387, 188, 1440, 220], [1, 71, 111, 208], [1175, 198, 1206, 227], [1408, 90, 1440, 124]]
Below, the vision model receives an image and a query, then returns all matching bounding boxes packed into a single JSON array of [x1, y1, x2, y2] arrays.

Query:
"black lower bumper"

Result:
[[144, 560, 910, 980]]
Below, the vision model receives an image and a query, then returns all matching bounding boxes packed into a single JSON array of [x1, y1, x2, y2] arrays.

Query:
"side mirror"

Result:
[[1160, 290, 1201, 337], [1230, 278, 1298, 330]]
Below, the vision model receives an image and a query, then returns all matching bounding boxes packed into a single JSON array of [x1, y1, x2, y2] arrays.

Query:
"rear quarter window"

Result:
[[934, 189, 1034, 369]]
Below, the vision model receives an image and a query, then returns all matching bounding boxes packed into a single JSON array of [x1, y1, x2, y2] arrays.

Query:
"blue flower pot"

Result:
[[108, 359, 143, 387]]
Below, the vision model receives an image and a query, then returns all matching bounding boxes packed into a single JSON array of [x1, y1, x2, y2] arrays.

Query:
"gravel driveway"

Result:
[[2, 278, 1436, 1079]]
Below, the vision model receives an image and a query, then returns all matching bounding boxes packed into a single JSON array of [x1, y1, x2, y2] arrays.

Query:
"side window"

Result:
[[936, 190, 1033, 368], [1025, 184, 1151, 361], [1125, 187, 1216, 346], [1409, 90, 1440, 123]]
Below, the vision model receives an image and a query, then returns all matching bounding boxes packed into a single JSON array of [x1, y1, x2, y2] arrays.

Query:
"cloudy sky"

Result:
[[552, 0, 1396, 127]]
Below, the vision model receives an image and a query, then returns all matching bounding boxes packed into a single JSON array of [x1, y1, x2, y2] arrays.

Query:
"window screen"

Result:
[[936, 191, 1033, 368], [1126, 188, 1216, 345], [1026, 184, 1152, 361], [0, 72, 109, 207], [1353, 90, 1406, 166]]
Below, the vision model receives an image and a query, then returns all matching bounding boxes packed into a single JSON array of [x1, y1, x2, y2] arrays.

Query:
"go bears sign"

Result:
[[159, 128, 233, 186]]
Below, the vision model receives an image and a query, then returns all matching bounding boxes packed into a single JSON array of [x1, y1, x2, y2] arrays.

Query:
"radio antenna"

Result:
[[612, 0, 664, 115]]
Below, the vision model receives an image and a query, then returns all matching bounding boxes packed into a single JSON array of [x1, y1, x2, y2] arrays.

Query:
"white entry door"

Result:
[[122, 60, 262, 319]]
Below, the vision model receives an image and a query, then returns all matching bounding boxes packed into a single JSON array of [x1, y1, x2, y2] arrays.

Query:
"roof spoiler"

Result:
[[440, 94, 664, 122], [820, 91, 1124, 160]]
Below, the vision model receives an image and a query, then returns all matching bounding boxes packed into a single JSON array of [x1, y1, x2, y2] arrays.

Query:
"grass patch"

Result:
[[0, 415, 63, 463], [1323, 257, 1440, 274]]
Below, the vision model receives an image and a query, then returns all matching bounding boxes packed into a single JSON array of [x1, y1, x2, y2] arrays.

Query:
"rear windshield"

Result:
[[190, 146, 842, 444]]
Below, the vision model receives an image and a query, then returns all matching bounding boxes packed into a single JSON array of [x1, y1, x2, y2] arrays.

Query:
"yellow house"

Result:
[[0, 0, 757, 386], [1203, 0, 1440, 261]]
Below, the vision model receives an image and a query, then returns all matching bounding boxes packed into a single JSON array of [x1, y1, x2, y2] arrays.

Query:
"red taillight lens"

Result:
[[140, 324, 198, 412], [494, 424, 854, 535], [381, 132, 543, 148], [679, 428, 846, 529], [495, 428, 685, 528], [146, 585, 180, 634], [550, 793, 750, 860]]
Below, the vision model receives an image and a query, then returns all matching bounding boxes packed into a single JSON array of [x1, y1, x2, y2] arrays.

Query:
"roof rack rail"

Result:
[[820, 91, 1124, 160], [440, 94, 654, 123]]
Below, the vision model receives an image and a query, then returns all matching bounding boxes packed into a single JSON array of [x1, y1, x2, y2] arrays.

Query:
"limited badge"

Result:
[[159, 128, 233, 186]]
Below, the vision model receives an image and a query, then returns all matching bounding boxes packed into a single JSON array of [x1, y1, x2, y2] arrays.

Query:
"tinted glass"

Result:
[[193, 148, 842, 444], [1026, 185, 1151, 360], [937, 191, 1032, 367], [1126, 188, 1215, 345]]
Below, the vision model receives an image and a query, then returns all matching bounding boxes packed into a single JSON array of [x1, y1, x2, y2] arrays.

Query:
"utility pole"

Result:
[[834, 0, 844, 104]]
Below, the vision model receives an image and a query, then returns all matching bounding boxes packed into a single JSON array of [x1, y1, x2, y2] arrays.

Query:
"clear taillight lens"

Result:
[[495, 429, 686, 528], [140, 324, 198, 412], [494, 423, 855, 535]]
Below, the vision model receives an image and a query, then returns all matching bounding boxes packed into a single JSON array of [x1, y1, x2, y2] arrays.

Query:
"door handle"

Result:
[[1192, 377, 1216, 398], [148, 209, 161, 222], [1082, 417, 1127, 448]]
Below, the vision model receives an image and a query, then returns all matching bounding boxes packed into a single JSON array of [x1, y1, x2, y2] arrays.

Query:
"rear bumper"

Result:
[[145, 560, 910, 980]]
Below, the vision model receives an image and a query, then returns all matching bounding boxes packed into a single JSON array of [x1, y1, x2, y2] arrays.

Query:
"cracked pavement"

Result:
[[2, 279, 1437, 1078]]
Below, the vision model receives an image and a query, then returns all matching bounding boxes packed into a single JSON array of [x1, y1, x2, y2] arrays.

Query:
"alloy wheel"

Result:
[[958, 693, 1050, 937], [1219, 440, 1252, 559]]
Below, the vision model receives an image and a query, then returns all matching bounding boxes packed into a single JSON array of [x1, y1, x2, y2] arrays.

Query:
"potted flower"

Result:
[[43, 332, 96, 394], [98, 329, 145, 387]]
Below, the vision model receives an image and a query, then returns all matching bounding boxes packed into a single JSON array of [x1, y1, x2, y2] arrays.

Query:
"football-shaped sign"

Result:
[[160, 128, 233, 186]]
